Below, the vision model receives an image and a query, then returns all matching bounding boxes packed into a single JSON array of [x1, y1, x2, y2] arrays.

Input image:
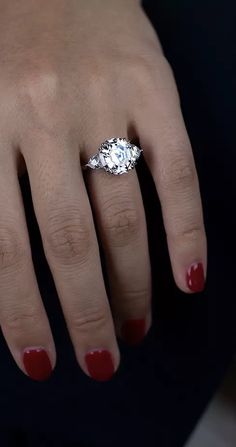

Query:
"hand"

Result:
[[0, 0, 207, 382]]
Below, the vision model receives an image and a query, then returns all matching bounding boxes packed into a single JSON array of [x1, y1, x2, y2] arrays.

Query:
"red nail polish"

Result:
[[186, 262, 205, 292], [85, 350, 114, 382], [23, 347, 52, 381], [122, 319, 146, 345]]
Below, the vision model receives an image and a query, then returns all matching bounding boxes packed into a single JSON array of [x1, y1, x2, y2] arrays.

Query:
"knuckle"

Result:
[[18, 66, 64, 134], [3, 308, 39, 332], [20, 66, 60, 105], [130, 53, 180, 102], [44, 207, 93, 265], [126, 55, 158, 93], [181, 226, 203, 241], [161, 157, 196, 191], [102, 200, 140, 247], [0, 226, 28, 271], [169, 224, 203, 244], [84, 62, 108, 96], [179, 225, 204, 243], [121, 288, 151, 314], [70, 307, 108, 334]]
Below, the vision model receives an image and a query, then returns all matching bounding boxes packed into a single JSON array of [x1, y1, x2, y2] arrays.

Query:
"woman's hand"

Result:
[[0, 0, 207, 381]]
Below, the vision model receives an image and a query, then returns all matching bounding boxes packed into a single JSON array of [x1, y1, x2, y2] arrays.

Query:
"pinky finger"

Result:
[[135, 108, 207, 294]]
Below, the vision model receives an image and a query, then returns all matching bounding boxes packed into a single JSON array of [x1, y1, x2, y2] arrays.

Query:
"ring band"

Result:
[[82, 137, 143, 175]]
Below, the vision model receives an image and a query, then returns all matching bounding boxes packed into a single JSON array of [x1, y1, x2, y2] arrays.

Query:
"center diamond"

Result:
[[110, 141, 132, 165], [98, 138, 141, 175]]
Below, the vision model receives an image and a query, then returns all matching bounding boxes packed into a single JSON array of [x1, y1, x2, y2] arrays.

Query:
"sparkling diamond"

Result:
[[98, 138, 141, 175], [87, 154, 100, 169]]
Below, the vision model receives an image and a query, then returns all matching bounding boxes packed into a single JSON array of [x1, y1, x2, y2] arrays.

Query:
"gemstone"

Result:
[[89, 155, 100, 169], [98, 138, 141, 175]]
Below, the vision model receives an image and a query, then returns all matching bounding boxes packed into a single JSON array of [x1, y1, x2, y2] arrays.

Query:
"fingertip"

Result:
[[173, 261, 206, 294], [22, 346, 54, 381], [186, 262, 206, 293], [84, 348, 119, 382]]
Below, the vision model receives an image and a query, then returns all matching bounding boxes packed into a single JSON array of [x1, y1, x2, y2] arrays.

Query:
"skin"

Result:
[[0, 0, 207, 379]]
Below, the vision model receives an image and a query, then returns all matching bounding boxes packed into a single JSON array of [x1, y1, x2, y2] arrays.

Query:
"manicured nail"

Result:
[[122, 319, 146, 345], [85, 349, 115, 382], [186, 262, 205, 292], [23, 347, 52, 381]]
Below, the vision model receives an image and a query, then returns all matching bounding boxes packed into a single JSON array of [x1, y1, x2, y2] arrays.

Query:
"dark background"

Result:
[[0, 0, 235, 445]]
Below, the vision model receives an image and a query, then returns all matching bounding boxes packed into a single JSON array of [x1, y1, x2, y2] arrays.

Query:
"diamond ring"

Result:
[[82, 137, 143, 175]]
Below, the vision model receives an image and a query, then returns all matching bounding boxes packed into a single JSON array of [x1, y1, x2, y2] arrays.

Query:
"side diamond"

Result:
[[87, 154, 100, 169]]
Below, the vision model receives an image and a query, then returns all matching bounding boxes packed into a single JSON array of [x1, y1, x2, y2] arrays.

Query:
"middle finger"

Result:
[[22, 132, 120, 381]]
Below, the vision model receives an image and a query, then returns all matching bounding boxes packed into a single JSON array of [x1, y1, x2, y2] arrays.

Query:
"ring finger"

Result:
[[82, 125, 152, 346]]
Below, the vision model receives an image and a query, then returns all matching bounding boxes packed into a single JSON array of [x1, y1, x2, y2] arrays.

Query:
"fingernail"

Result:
[[23, 347, 53, 381], [85, 349, 115, 381], [186, 262, 205, 292], [121, 319, 146, 345]]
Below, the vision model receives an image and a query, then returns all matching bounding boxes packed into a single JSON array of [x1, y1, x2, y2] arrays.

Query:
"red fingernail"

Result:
[[85, 350, 115, 381], [186, 262, 205, 292], [122, 319, 146, 345], [23, 347, 52, 381]]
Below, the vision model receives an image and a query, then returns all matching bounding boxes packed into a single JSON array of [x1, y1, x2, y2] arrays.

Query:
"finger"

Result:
[[0, 151, 56, 381], [83, 130, 152, 346], [22, 132, 120, 381], [135, 89, 207, 293]]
